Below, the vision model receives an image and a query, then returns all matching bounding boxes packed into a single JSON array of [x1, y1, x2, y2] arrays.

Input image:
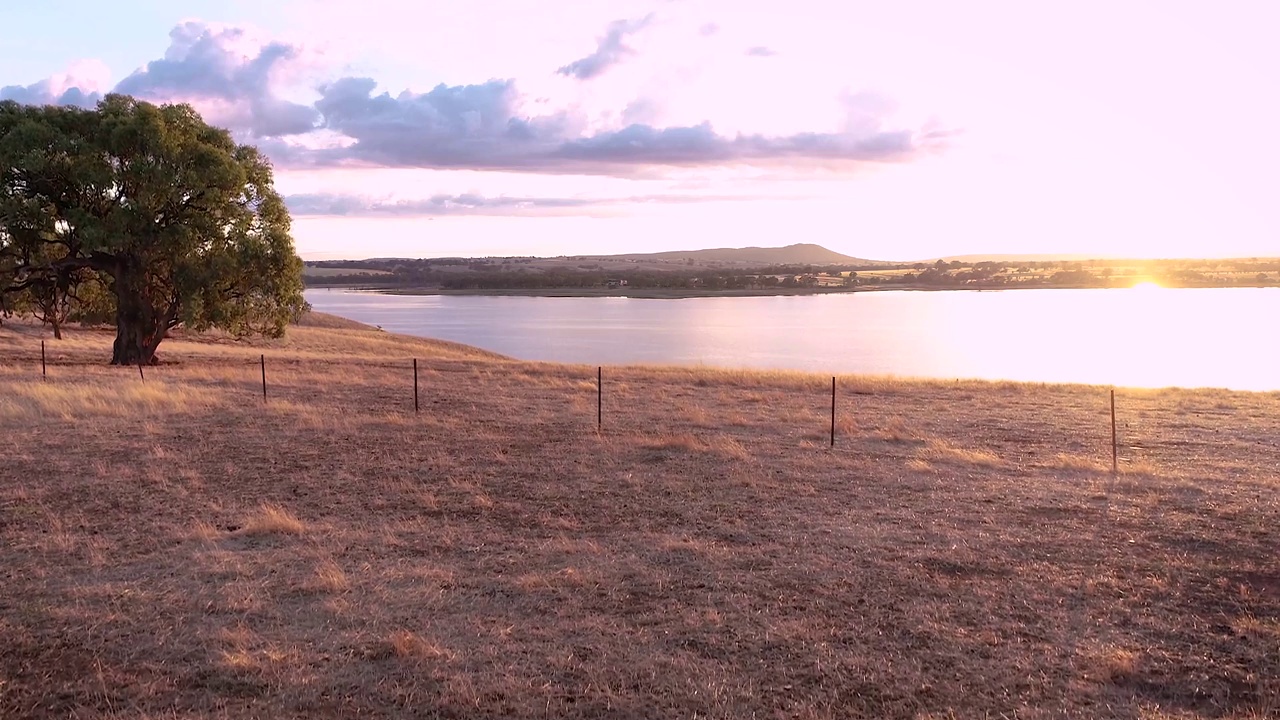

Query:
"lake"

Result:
[[304, 286, 1280, 391]]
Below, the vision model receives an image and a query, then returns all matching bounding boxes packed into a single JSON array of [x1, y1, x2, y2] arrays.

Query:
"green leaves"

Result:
[[0, 94, 306, 362]]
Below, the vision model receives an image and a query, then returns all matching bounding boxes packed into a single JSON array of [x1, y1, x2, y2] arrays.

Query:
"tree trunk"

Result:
[[50, 318, 62, 340], [110, 319, 159, 365], [109, 271, 166, 366]]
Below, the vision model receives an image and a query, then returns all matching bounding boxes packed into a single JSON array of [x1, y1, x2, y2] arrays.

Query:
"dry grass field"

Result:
[[1, 315, 1278, 719]]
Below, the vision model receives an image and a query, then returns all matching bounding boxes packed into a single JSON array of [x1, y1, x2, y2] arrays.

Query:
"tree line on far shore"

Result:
[[304, 257, 1280, 291]]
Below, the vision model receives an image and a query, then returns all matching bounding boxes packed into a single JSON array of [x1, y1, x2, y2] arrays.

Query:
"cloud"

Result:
[[284, 192, 767, 217], [745, 46, 777, 57], [285, 192, 597, 216], [299, 77, 938, 173], [557, 15, 653, 80], [112, 22, 320, 137], [554, 122, 921, 166], [621, 97, 662, 125], [0, 81, 100, 108], [3, 21, 949, 176], [308, 77, 573, 169], [698, 23, 720, 37], [0, 59, 109, 107]]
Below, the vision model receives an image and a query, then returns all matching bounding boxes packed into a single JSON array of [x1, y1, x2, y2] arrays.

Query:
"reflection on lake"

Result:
[[304, 287, 1280, 391]]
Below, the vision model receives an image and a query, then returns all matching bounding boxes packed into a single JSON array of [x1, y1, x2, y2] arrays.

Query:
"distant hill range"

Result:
[[592, 243, 877, 265]]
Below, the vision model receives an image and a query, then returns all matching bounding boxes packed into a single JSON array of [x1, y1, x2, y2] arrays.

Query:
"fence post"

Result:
[[138, 358, 145, 381], [261, 354, 267, 401], [830, 376, 836, 448], [1110, 389, 1118, 474], [413, 358, 420, 414], [597, 366, 602, 432], [41, 340, 46, 378]]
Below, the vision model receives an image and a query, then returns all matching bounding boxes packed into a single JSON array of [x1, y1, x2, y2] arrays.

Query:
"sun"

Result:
[[1131, 281, 1162, 291]]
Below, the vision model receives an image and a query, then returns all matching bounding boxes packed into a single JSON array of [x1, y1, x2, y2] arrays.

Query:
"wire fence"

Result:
[[21, 334, 1271, 702], [29, 338, 1130, 475]]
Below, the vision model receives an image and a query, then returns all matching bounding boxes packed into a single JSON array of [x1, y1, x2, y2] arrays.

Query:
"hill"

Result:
[[602, 243, 875, 265]]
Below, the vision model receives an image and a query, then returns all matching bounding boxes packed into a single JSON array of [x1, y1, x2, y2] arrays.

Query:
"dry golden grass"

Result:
[[917, 438, 1006, 467], [310, 560, 349, 593], [386, 630, 455, 661], [2, 317, 1279, 719], [872, 416, 926, 443], [291, 309, 379, 330], [1080, 645, 1142, 685], [237, 503, 307, 536], [0, 379, 225, 419], [1046, 452, 1111, 474]]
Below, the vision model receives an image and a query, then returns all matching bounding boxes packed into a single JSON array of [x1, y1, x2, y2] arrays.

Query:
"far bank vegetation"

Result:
[[303, 254, 1280, 292]]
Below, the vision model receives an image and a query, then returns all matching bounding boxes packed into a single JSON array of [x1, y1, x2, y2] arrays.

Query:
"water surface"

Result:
[[304, 287, 1280, 391]]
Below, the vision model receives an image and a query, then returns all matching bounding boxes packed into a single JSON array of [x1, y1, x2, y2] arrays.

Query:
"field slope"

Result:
[[603, 242, 873, 265], [1, 317, 1277, 719]]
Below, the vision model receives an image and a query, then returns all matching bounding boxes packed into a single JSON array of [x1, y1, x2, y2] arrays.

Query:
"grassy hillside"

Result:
[[302, 266, 393, 278], [606, 242, 872, 265], [1, 319, 1277, 718]]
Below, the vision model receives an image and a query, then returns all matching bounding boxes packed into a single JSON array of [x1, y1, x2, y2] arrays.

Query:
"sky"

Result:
[[2, 1, 1278, 261]]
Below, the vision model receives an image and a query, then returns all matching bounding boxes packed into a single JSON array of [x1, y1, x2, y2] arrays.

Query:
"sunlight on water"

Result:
[[305, 287, 1280, 390]]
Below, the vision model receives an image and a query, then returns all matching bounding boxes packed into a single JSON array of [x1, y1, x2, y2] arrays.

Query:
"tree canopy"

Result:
[[0, 94, 305, 364]]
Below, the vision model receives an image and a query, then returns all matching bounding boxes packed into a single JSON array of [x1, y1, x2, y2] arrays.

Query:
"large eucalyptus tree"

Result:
[[0, 95, 305, 364]]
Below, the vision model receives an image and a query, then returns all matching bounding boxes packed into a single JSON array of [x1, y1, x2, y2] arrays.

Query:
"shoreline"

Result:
[[286, 311, 1279, 395], [5, 314, 1270, 393], [305, 282, 1280, 299]]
